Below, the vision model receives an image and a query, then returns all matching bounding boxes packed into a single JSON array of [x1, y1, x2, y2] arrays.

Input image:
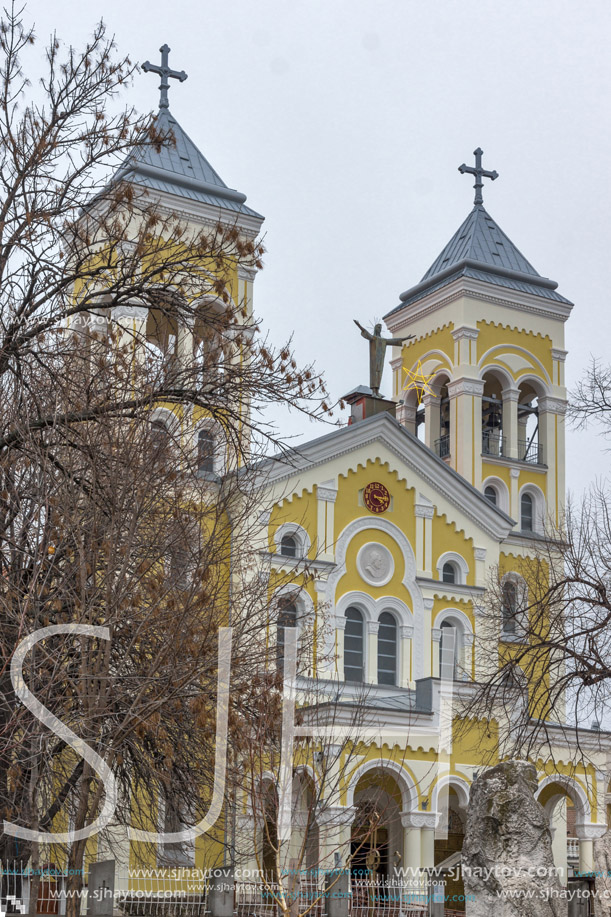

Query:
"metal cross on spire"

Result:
[[142, 44, 188, 110], [458, 147, 498, 206]]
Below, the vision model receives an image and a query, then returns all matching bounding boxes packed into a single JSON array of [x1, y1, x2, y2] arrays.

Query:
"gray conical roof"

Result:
[[115, 108, 263, 219], [385, 204, 571, 317]]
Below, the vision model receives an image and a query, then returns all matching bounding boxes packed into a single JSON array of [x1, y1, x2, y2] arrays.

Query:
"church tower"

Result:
[[385, 149, 571, 532]]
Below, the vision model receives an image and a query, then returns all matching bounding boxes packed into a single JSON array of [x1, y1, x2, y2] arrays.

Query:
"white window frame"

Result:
[[435, 551, 469, 586], [273, 523, 311, 560]]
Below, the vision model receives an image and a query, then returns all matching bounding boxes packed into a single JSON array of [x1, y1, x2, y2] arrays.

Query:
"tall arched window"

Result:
[[377, 612, 397, 685], [151, 419, 171, 459], [501, 581, 518, 635], [439, 622, 458, 679], [344, 608, 364, 683], [442, 562, 457, 584], [197, 430, 215, 474], [280, 534, 297, 557], [521, 492, 534, 532], [277, 602, 297, 673], [484, 485, 497, 506]]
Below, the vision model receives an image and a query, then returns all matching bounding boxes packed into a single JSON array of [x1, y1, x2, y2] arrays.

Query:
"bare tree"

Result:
[[0, 6, 334, 914]]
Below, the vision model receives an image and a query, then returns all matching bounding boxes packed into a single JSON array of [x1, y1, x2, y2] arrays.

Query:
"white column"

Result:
[[462, 632, 474, 681], [366, 621, 379, 684], [415, 501, 434, 577], [422, 598, 434, 679], [432, 627, 441, 679], [401, 813, 427, 903], [423, 390, 441, 452], [474, 547, 487, 587], [510, 467, 520, 522], [502, 388, 519, 460], [400, 625, 414, 688], [396, 402, 417, 435], [335, 615, 346, 681], [550, 799, 567, 886], [539, 397, 568, 527], [316, 482, 338, 562], [111, 304, 148, 355], [447, 378, 485, 485], [421, 827, 435, 869], [579, 839, 593, 874]]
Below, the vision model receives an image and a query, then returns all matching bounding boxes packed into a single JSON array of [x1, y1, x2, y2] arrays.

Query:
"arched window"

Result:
[[521, 492, 534, 532], [501, 581, 518, 635], [439, 622, 458, 679], [344, 608, 364, 683], [151, 419, 171, 457], [197, 430, 215, 474], [280, 534, 297, 558], [276, 602, 297, 673], [484, 485, 497, 506], [377, 612, 397, 685], [442, 562, 457, 584]]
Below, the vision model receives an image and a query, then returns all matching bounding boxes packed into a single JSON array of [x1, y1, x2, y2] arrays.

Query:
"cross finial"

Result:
[[458, 147, 498, 206], [142, 44, 188, 110]]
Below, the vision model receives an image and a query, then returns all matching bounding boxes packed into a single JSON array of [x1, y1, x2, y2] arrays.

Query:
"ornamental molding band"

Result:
[[451, 325, 479, 341], [575, 822, 608, 840], [400, 810, 441, 829], [317, 484, 338, 503], [474, 547, 487, 561], [366, 621, 380, 635], [414, 503, 435, 519], [447, 378, 486, 398], [400, 625, 414, 640], [423, 597, 435, 611], [357, 542, 395, 587], [432, 627, 442, 643], [501, 387, 520, 402], [111, 304, 148, 321], [510, 468, 521, 478], [315, 805, 357, 828], [237, 265, 258, 281], [538, 396, 568, 415], [334, 615, 347, 631], [551, 348, 568, 362]]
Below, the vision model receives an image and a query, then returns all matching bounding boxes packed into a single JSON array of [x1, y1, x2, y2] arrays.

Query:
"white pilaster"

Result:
[[400, 625, 414, 688], [366, 621, 379, 684], [317, 481, 338, 561]]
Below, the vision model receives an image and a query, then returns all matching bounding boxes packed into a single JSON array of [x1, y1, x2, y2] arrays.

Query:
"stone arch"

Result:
[[430, 774, 470, 813], [536, 774, 591, 824], [435, 551, 470, 585], [346, 758, 418, 813]]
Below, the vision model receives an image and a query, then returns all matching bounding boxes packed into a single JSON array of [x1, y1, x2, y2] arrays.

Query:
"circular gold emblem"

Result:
[[363, 482, 391, 514]]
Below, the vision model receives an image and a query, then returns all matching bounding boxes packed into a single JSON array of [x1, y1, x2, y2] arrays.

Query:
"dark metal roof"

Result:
[[385, 204, 572, 318], [115, 108, 263, 219]]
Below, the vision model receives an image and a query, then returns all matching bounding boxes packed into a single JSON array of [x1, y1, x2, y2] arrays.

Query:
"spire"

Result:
[[142, 44, 187, 110]]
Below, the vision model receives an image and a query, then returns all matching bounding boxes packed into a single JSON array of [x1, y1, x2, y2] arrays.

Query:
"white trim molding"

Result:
[[436, 551, 469, 585]]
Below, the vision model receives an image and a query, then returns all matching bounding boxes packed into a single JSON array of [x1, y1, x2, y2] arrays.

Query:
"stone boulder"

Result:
[[462, 760, 567, 916]]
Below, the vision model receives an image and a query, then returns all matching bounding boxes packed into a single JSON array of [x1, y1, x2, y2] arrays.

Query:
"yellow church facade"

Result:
[[241, 152, 610, 899]]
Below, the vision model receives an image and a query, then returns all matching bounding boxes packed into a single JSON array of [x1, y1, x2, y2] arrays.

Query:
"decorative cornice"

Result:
[[317, 485, 338, 503], [111, 304, 148, 321], [432, 627, 442, 643], [501, 387, 520, 403], [447, 378, 485, 398], [384, 276, 572, 336], [474, 547, 487, 561], [414, 504, 435, 519], [551, 348, 568, 362], [510, 468, 521, 479], [423, 598, 435, 611], [258, 510, 272, 526], [237, 265, 258, 282], [400, 625, 414, 640], [538, 396, 568, 415], [576, 822, 607, 840], [367, 621, 380, 635], [315, 805, 357, 828], [400, 810, 441, 829], [335, 615, 347, 631], [451, 326, 479, 342]]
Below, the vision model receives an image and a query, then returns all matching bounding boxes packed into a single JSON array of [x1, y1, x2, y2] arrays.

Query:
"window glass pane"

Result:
[[439, 622, 457, 679], [344, 607, 363, 682], [521, 493, 534, 531], [197, 430, 214, 473], [442, 562, 456, 584], [280, 534, 297, 557], [484, 486, 497, 505], [502, 582, 518, 633], [377, 612, 397, 685], [277, 603, 297, 672]]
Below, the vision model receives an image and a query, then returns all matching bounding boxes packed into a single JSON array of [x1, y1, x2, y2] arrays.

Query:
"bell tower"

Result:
[[385, 149, 571, 532]]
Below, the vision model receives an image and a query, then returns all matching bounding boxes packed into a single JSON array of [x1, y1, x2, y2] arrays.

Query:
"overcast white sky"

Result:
[[23, 0, 611, 493]]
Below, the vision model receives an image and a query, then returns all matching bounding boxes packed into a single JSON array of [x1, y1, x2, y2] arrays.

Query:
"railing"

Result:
[[482, 431, 507, 458], [518, 439, 543, 465], [567, 838, 580, 861], [434, 434, 450, 458]]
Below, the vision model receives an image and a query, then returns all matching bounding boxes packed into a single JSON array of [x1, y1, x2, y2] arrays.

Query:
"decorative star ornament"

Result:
[[402, 361, 437, 405]]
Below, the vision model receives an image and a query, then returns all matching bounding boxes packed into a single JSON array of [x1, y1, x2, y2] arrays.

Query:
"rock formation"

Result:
[[462, 760, 567, 916]]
